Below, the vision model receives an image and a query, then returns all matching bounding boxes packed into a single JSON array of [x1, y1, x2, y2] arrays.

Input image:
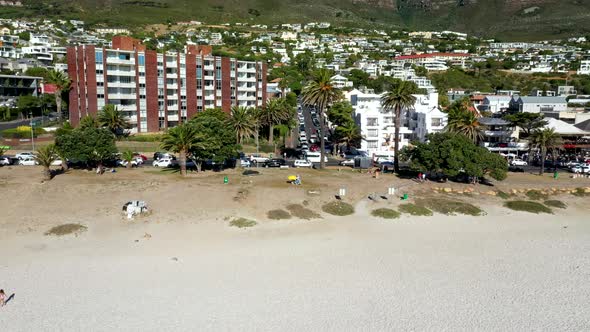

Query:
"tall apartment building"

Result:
[[67, 36, 267, 133]]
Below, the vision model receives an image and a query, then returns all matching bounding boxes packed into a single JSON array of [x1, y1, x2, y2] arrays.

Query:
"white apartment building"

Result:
[[481, 96, 512, 113], [330, 74, 353, 89], [345, 89, 445, 156], [578, 60, 590, 75]]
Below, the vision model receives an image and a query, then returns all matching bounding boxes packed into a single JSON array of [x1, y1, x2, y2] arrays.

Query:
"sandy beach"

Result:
[[1, 167, 590, 331]]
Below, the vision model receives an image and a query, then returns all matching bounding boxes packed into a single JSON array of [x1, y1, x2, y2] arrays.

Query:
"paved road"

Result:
[[0, 116, 54, 131]]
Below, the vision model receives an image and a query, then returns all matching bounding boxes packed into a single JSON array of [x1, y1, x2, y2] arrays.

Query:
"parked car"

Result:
[[240, 159, 251, 168], [339, 159, 355, 167], [264, 158, 286, 168], [309, 134, 317, 144], [300, 144, 309, 151], [0, 156, 12, 166], [16, 152, 34, 160], [153, 152, 175, 160], [298, 115, 305, 122], [117, 159, 139, 167], [510, 159, 528, 166], [19, 157, 38, 166], [249, 154, 269, 164], [153, 158, 176, 168], [570, 164, 583, 173], [294, 159, 312, 168], [51, 159, 63, 166]]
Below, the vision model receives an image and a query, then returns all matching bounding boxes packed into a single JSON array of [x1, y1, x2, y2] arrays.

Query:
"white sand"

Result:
[[1, 205, 590, 331]]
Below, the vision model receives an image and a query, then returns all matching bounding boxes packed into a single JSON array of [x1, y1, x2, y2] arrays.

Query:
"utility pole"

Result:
[[30, 112, 35, 151]]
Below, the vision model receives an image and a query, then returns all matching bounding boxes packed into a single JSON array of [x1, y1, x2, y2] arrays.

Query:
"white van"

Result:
[[372, 152, 395, 164], [305, 152, 328, 163]]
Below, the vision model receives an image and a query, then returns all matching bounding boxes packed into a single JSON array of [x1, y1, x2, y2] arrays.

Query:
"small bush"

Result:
[[371, 208, 401, 219], [124, 134, 162, 142], [504, 201, 552, 214], [544, 200, 567, 209], [1, 126, 46, 138], [496, 191, 511, 200], [398, 203, 433, 216], [45, 224, 87, 236], [286, 204, 321, 220], [267, 209, 291, 220], [525, 190, 548, 200], [322, 201, 355, 216], [571, 188, 589, 197], [417, 198, 485, 216], [229, 218, 257, 228]]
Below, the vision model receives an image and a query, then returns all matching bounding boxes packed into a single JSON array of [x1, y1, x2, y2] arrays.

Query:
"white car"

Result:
[[300, 144, 309, 151], [240, 159, 251, 167], [51, 159, 63, 166], [152, 158, 176, 168], [294, 159, 313, 168], [16, 152, 34, 160], [249, 154, 269, 164], [0, 156, 11, 166], [309, 134, 317, 144], [339, 159, 355, 167], [298, 115, 305, 122], [510, 159, 528, 166], [19, 157, 38, 166], [117, 159, 139, 167]]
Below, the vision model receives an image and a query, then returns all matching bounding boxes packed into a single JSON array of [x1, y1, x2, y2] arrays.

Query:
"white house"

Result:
[[509, 96, 568, 113], [577, 60, 590, 75], [481, 95, 512, 113], [345, 89, 445, 156], [331, 74, 353, 89]]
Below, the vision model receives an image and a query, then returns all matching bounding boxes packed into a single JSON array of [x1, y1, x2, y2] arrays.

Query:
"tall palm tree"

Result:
[[261, 98, 291, 146], [336, 123, 363, 150], [35, 144, 58, 181], [228, 106, 254, 144], [301, 69, 343, 169], [121, 150, 135, 169], [98, 104, 130, 138], [160, 123, 203, 176], [530, 128, 562, 175], [381, 80, 417, 173], [46, 70, 71, 121], [445, 108, 484, 144], [250, 107, 264, 153]]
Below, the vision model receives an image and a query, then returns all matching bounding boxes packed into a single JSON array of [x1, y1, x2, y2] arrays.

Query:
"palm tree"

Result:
[[445, 108, 484, 144], [121, 150, 135, 169], [278, 77, 290, 97], [35, 144, 58, 181], [261, 98, 291, 146], [160, 123, 203, 176], [46, 70, 71, 121], [336, 123, 363, 150], [98, 104, 130, 138], [228, 106, 254, 144], [250, 107, 264, 153], [530, 128, 562, 175], [79, 115, 99, 129], [381, 80, 417, 173], [301, 69, 343, 169]]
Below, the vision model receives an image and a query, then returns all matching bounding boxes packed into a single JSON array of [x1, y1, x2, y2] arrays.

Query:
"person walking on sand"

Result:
[[0, 289, 6, 306]]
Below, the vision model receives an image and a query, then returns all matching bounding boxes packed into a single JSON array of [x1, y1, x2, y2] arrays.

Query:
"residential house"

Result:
[[509, 96, 567, 113], [330, 74, 353, 89], [480, 96, 512, 114]]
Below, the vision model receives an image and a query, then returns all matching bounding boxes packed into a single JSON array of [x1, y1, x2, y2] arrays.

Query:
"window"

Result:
[[95, 51, 103, 63], [431, 118, 442, 127], [367, 118, 378, 126], [139, 83, 146, 88], [140, 95, 146, 99], [118, 53, 130, 60], [97, 94, 104, 99], [97, 82, 104, 87], [138, 55, 145, 66], [367, 141, 378, 149], [96, 69, 104, 75], [139, 72, 145, 77], [216, 80, 222, 90], [367, 129, 378, 138]]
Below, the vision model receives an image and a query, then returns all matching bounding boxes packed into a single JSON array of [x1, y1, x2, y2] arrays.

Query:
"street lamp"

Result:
[[29, 112, 35, 151]]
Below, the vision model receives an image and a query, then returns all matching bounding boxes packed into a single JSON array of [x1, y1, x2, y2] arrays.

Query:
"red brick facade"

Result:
[[144, 50, 159, 132]]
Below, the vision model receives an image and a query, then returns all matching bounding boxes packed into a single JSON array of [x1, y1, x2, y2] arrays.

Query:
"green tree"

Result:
[[401, 132, 507, 182], [302, 69, 343, 168], [34, 144, 59, 181], [25, 67, 50, 80], [347, 69, 370, 88], [261, 98, 292, 146], [530, 128, 562, 175], [445, 107, 483, 144], [504, 112, 548, 163], [228, 106, 254, 144], [79, 115, 99, 129], [46, 70, 71, 121], [160, 123, 203, 176], [334, 122, 363, 150], [381, 80, 418, 172], [17, 95, 40, 118], [98, 104, 130, 138], [121, 150, 135, 169], [55, 127, 117, 173]]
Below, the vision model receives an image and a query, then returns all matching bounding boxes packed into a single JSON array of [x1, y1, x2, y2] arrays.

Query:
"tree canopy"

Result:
[[55, 126, 118, 167]]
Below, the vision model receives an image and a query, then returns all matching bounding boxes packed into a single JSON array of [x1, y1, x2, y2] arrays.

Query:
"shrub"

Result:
[[123, 134, 162, 142], [286, 204, 321, 220], [417, 198, 485, 216], [544, 200, 567, 209], [229, 218, 257, 228], [322, 201, 355, 216], [571, 188, 589, 197], [398, 203, 433, 216], [496, 191, 511, 200], [371, 208, 401, 219], [1, 126, 46, 138], [525, 190, 548, 200], [504, 201, 552, 214], [259, 144, 275, 153], [45, 224, 87, 236], [267, 209, 291, 220]]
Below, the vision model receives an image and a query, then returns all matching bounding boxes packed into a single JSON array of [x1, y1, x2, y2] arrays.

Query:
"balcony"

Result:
[[108, 69, 135, 76], [108, 93, 136, 100], [106, 57, 135, 65], [108, 81, 136, 88], [167, 114, 179, 122]]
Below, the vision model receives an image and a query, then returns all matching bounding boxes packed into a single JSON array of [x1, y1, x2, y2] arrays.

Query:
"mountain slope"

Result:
[[7, 0, 590, 39]]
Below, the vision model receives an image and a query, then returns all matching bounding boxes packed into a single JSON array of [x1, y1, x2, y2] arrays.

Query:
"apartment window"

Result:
[[140, 95, 146, 99], [119, 76, 132, 84], [367, 118, 379, 126], [96, 69, 103, 75], [157, 62, 163, 67], [97, 94, 104, 98], [197, 106, 203, 112], [431, 118, 442, 127], [97, 82, 104, 87], [367, 129, 378, 138], [216, 79, 222, 90], [196, 68, 202, 78], [367, 140, 378, 149], [197, 80, 202, 89], [139, 83, 146, 88], [139, 72, 145, 77], [95, 51, 103, 63], [138, 55, 145, 66]]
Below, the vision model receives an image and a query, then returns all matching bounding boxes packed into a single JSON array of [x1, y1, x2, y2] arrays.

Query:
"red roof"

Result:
[[393, 52, 471, 61]]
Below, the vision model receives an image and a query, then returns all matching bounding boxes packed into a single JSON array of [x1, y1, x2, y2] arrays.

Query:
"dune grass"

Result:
[[571, 188, 589, 197], [267, 209, 291, 220], [504, 201, 553, 214], [45, 224, 87, 236], [230, 218, 257, 228], [322, 201, 355, 216], [544, 200, 567, 209], [525, 190, 549, 200], [371, 208, 401, 219], [286, 204, 321, 220], [398, 203, 433, 216], [416, 198, 485, 216], [496, 191, 512, 200]]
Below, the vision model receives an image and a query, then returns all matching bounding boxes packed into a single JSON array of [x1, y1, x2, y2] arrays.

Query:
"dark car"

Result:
[[264, 158, 286, 168]]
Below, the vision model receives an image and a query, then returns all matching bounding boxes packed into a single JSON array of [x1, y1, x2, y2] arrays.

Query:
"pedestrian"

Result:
[[418, 172, 423, 182], [422, 173, 427, 181], [0, 289, 6, 307]]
